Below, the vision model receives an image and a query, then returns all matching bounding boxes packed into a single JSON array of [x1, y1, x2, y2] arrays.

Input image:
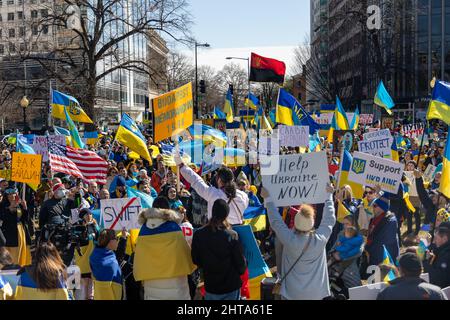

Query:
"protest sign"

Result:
[[11, 152, 42, 186], [226, 129, 247, 149], [152, 82, 193, 142], [423, 164, 437, 182], [101, 198, 142, 231], [278, 125, 309, 147], [348, 151, 404, 194], [258, 129, 279, 156], [261, 152, 329, 207], [358, 138, 393, 159], [404, 171, 418, 197], [360, 114, 374, 125], [363, 129, 392, 141], [332, 130, 355, 157], [315, 113, 333, 125], [32, 135, 65, 162]]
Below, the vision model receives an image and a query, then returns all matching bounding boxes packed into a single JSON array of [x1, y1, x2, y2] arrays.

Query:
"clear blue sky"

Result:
[[186, 0, 310, 48]]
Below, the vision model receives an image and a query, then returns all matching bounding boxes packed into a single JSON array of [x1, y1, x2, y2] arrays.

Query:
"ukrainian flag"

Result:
[[350, 107, 360, 130], [391, 139, 399, 162], [374, 81, 395, 115], [245, 93, 260, 110], [335, 96, 350, 130], [337, 200, 351, 223], [14, 270, 69, 300], [382, 245, 397, 282], [223, 88, 234, 123], [74, 240, 95, 275], [276, 88, 320, 134], [439, 127, 450, 198], [51, 90, 93, 123], [416, 239, 429, 261], [427, 80, 450, 125], [243, 206, 267, 232], [0, 276, 13, 300], [115, 113, 151, 162], [133, 216, 196, 282], [213, 106, 226, 120], [64, 106, 85, 149], [54, 126, 72, 146], [83, 131, 99, 145], [90, 247, 123, 300], [188, 124, 227, 147], [338, 150, 364, 199]]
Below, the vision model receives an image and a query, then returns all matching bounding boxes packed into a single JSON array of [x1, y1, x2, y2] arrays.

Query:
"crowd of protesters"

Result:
[[0, 118, 449, 301]]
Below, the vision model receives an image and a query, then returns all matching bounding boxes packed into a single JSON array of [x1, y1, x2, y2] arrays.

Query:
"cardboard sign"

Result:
[[332, 130, 355, 157], [101, 198, 142, 231], [32, 135, 65, 162], [404, 171, 418, 197], [348, 151, 404, 194], [363, 129, 392, 141], [279, 125, 309, 148], [152, 82, 193, 142], [360, 114, 374, 125], [423, 164, 437, 182], [11, 153, 42, 186], [261, 152, 329, 207], [358, 138, 393, 159]]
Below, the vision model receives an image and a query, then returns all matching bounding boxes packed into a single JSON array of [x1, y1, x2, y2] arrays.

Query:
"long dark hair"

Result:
[[31, 242, 67, 291], [207, 199, 231, 232], [217, 167, 236, 200]]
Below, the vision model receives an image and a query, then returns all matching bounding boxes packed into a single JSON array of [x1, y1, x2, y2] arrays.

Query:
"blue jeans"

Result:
[[205, 289, 241, 301]]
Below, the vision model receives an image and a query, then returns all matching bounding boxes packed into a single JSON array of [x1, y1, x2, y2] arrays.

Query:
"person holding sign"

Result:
[[260, 184, 336, 300], [0, 186, 32, 267]]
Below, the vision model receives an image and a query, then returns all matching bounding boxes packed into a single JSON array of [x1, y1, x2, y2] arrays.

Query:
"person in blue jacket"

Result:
[[364, 195, 400, 268]]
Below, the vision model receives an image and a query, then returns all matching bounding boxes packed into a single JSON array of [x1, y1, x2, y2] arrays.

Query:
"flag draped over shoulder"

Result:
[[223, 89, 234, 123], [14, 269, 69, 300], [276, 88, 320, 135], [250, 52, 286, 84], [374, 81, 395, 115], [427, 80, 450, 125], [89, 248, 123, 300], [64, 106, 85, 149], [115, 114, 151, 162], [439, 127, 450, 198], [51, 90, 93, 123]]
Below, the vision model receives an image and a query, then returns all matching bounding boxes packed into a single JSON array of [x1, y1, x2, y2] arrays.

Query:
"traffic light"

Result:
[[144, 96, 150, 110], [199, 80, 206, 94], [229, 84, 234, 95]]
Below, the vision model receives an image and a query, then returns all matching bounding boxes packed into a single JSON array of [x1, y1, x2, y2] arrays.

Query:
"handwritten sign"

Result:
[[11, 153, 42, 186], [258, 129, 279, 156], [261, 152, 329, 207], [279, 125, 309, 147], [358, 138, 393, 159], [363, 129, 392, 141], [152, 82, 193, 142], [348, 151, 404, 194], [32, 135, 65, 162], [100, 198, 142, 231], [360, 114, 374, 125]]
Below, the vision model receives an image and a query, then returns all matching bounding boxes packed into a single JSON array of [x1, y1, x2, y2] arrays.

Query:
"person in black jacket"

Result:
[[38, 183, 75, 229], [423, 222, 450, 289], [191, 199, 247, 300]]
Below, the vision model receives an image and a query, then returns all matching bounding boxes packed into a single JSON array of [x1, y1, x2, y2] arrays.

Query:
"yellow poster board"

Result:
[[11, 153, 42, 186], [152, 82, 193, 143]]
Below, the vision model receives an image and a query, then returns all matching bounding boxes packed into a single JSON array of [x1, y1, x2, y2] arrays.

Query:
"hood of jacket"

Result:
[[138, 207, 183, 229]]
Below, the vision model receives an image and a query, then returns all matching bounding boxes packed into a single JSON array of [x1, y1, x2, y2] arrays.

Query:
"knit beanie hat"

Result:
[[373, 196, 390, 213], [294, 205, 315, 232]]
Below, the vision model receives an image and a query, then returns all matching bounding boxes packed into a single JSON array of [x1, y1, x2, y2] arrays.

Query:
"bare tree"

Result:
[[214, 62, 248, 113], [166, 51, 193, 91]]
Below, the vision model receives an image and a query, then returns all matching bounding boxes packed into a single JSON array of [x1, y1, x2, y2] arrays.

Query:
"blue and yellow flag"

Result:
[[115, 114, 151, 162], [391, 139, 399, 162], [133, 213, 196, 282], [213, 106, 226, 119], [224, 89, 234, 123], [14, 269, 69, 300], [276, 88, 320, 134], [439, 127, 450, 198], [64, 106, 85, 149], [83, 131, 100, 145], [374, 81, 395, 115], [51, 90, 93, 123], [245, 93, 260, 110], [427, 80, 450, 125], [243, 206, 267, 232], [54, 126, 72, 145], [382, 245, 397, 282], [417, 239, 429, 261], [338, 150, 364, 199], [350, 107, 360, 130], [90, 247, 123, 300], [335, 96, 350, 130]]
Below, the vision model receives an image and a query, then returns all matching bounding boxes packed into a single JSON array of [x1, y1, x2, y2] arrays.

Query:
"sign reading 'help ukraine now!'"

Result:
[[348, 151, 404, 194]]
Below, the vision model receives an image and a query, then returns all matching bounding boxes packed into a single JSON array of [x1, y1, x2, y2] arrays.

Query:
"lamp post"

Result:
[[20, 96, 29, 132], [195, 42, 210, 119], [226, 56, 251, 125]]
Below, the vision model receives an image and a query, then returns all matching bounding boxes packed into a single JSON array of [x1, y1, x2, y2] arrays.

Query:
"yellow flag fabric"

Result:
[[337, 200, 351, 223]]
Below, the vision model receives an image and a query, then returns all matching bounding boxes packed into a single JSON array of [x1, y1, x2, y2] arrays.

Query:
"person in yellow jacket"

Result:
[[14, 242, 69, 300]]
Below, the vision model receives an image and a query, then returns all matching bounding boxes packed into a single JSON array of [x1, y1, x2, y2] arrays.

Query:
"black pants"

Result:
[[407, 208, 421, 235]]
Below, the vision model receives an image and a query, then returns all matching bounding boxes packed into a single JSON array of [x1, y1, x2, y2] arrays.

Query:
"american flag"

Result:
[[48, 141, 108, 184]]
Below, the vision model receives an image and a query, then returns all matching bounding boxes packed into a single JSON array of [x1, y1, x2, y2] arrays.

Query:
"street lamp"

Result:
[[20, 96, 29, 131], [226, 56, 251, 124], [195, 42, 210, 119]]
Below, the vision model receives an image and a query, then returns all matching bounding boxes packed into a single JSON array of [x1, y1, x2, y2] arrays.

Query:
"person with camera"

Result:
[[90, 228, 128, 300], [0, 186, 32, 267], [14, 241, 69, 300], [38, 183, 76, 229], [74, 208, 100, 300]]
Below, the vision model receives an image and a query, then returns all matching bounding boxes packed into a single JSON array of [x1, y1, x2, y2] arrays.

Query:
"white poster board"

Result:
[[360, 114, 374, 125], [278, 125, 309, 148], [348, 151, 404, 194], [358, 137, 393, 159], [261, 152, 329, 207], [363, 129, 392, 142], [316, 113, 333, 125], [423, 164, 437, 182], [349, 282, 388, 300], [100, 198, 142, 231], [404, 171, 418, 197], [32, 135, 66, 162], [258, 129, 279, 156]]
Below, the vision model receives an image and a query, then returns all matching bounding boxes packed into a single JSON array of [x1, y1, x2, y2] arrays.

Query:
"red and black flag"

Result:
[[249, 52, 286, 84]]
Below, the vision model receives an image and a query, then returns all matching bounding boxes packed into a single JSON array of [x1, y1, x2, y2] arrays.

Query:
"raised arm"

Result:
[[315, 192, 336, 244], [180, 165, 217, 202]]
